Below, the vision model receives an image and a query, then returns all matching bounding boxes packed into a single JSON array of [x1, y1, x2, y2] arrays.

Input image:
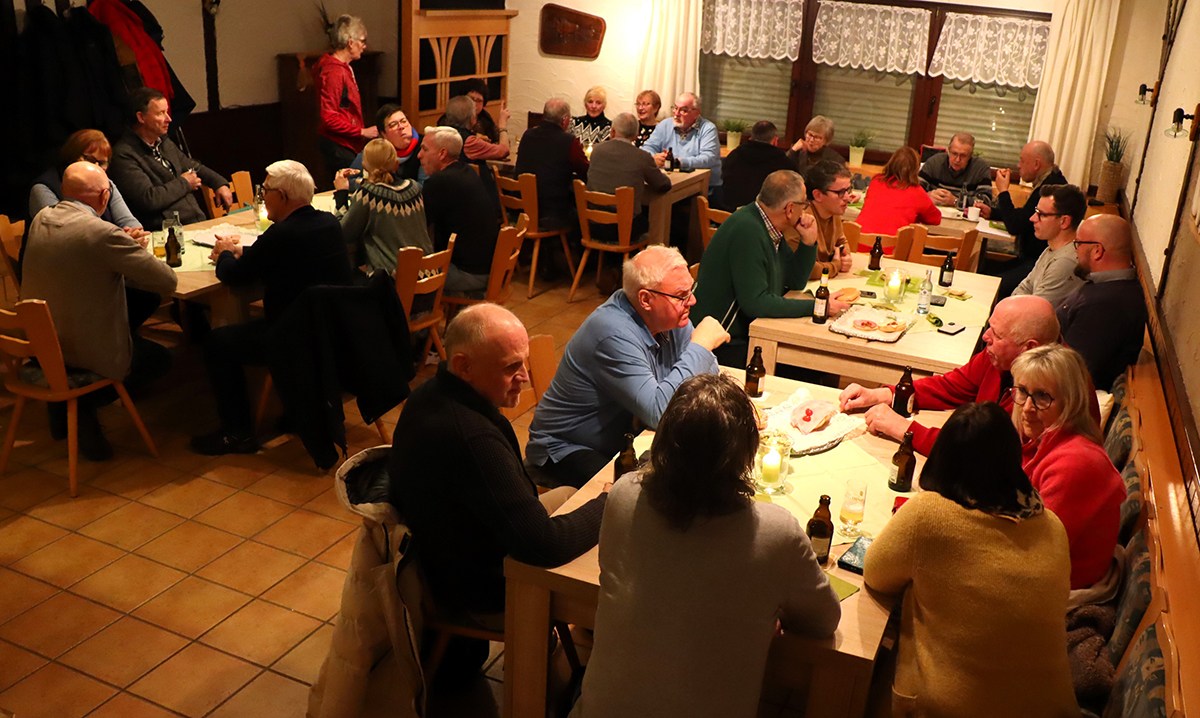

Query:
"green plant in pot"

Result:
[[848, 129, 874, 167], [1097, 126, 1130, 204], [721, 118, 749, 151]]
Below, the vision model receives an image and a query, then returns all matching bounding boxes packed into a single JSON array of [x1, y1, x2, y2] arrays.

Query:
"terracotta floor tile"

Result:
[[253, 509, 355, 559], [262, 562, 346, 621], [196, 541, 306, 596], [313, 532, 356, 571], [86, 692, 182, 718], [69, 554, 187, 613], [272, 624, 333, 685], [206, 670, 309, 718], [134, 521, 243, 573], [197, 454, 280, 489], [150, 436, 215, 475], [0, 467, 69, 512], [301, 488, 360, 524], [245, 467, 332, 506], [78, 501, 185, 551], [87, 459, 183, 500], [0, 506, 12, 522], [129, 643, 260, 718], [1, 433, 68, 471], [0, 663, 116, 718], [0, 515, 68, 565], [139, 476, 237, 518], [194, 492, 294, 538], [60, 617, 188, 688], [200, 600, 321, 666], [132, 576, 251, 639], [9, 533, 124, 588], [0, 568, 58, 624], [0, 639, 47, 691], [0, 591, 121, 658], [25, 486, 129, 530], [33, 453, 130, 484]]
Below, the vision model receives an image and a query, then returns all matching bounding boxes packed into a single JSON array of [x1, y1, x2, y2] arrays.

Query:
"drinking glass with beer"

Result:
[[839, 477, 867, 537]]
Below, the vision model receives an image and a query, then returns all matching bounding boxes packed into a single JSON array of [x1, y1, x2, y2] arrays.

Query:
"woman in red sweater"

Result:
[[1010, 345, 1125, 590], [313, 15, 379, 177], [855, 146, 941, 249]]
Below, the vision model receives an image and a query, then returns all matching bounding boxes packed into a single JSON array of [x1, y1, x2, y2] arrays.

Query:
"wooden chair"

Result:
[[569, 180, 648, 302], [0, 215, 24, 299], [0, 300, 157, 496], [395, 236, 456, 362], [253, 375, 391, 442], [906, 225, 982, 273], [500, 333, 555, 421], [202, 170, 255, 219], [443, 214, 529, 316], [493, 168, 577, 298], [845, 221, 915, 261], [697, 195, 731, 251]]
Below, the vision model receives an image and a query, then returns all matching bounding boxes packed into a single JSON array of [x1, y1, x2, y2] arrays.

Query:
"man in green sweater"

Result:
[[693, 169, 851, 366]]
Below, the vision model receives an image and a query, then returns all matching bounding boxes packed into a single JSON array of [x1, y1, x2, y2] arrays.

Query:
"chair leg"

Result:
[[255, 375, 274, 433], [595, 250, 603, 283], [67, 398, 79, 498], [113, 382, 158, 458], [568, 248, 592, 302], [528, 238, 542, 298], [0, 395, 27, 477], [374, 419, 391, 444], [429, 327, 447, 361], [554, 621, 583, 674], [560, 233, 577, 275], [423, 630, 454, 679]]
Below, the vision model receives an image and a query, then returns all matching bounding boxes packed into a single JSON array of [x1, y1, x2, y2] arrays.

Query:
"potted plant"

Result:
[[1097, 127, 1130, 204], [848, 129, 874, 167], [721, 119, 749, 151]]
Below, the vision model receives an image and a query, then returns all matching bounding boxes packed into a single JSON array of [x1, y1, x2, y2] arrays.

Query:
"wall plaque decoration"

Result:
[[539, 4, 605, 59]]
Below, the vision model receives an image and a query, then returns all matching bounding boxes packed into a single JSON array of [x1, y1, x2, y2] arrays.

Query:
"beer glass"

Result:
[[838, 477, 867, 537]]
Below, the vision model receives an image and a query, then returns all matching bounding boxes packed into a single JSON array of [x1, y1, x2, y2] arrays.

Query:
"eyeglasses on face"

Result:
[[1032, 209, 1063, 220], [821, 187, 852, 198], [636, 102, 655, 109], [1072, 240, 1102, 249], [672, 105, 697, 115], [385, 118, 410, 130], [645, 282, 697, 304], [1012, 385, 1055, 411], [786, 199, 812, 213], [805, 131, 825, 141], [81, 154, 109, 169]]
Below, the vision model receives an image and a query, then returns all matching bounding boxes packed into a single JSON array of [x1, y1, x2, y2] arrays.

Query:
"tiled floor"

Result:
[[0, 275, 608, 718]]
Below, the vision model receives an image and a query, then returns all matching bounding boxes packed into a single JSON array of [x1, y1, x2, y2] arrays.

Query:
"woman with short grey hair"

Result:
[[313, 14, 379, 176], [787, 114, 846, 172]]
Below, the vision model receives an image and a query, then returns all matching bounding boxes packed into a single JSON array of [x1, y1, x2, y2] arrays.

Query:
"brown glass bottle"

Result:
[[614, 433, 638, 480], [812, 268, 830, 325], [892, 365, 915, 417], [806, 495, 835, 564], [889, 431, 915, 492], [939, 252, 955, 287], [745, 347, 766, 398], [165, 227, 182, 268], [665, 147, 675, 171], [868, 236, 884, 271]]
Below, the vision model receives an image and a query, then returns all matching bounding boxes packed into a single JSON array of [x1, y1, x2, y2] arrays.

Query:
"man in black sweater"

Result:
[[1057, 214, 1146, 391], [721, 121, 796, 210], [190, 160, 352, 455], [419, 126, 501, 296], [388, 304, 607, 624], [515, 98, 589, 232]]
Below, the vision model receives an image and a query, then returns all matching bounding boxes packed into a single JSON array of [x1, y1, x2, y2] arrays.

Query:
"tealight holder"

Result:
[[755, 430, 791, 495], [882, 267, 910, 303]]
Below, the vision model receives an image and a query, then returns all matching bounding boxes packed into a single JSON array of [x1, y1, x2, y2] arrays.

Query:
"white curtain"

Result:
[[1027, 0, 1122, 185], [637, 0, 703, 113], [811, 0, 931, 75], [928, 14, 1051, 89], [701, 0, 805, 61]]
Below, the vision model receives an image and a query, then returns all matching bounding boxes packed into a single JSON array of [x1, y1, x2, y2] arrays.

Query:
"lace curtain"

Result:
[[928, 14, 1051, 89], [700, 0, 805, 61], [811, 0, 931, 75]]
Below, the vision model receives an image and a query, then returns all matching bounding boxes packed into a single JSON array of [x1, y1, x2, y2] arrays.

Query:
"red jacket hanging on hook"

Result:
[[88, 0, 173, 106]]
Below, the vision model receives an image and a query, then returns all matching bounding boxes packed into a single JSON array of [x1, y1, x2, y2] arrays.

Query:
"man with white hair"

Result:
[[919, 132, 994, 207], [641, 92, 723, 207], [527, 246, 730, 487], [389, 303, 606, 629], [420, 125, 501, 295], [190, 160, 353, 455]]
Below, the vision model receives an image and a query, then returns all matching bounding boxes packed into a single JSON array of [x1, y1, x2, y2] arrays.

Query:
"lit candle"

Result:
[[761, 449, 781, 487], [584, 143, 593, 160]]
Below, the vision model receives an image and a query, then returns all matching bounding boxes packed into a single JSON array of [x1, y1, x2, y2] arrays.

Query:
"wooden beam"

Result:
[[202, 0, 219, 111]]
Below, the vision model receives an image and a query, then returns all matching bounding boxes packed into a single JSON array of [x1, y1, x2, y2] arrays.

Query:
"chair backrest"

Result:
[[697, 195, 731, 251], [855, 223, 915, 260], [394, 236, 456, 317], [0, 215, 25, 293], [919, 144, 946, 162], [494, 168, 540, 231], [905, 225, 981, 272], [1007, 184, 1033, 209], [573, 179, 636, 248], [842, 220, 862, 252], [0, 300, 72, 392], [485, 214, 528, 304], [500, 333, 556, 420], [203, 170, 255, 219]]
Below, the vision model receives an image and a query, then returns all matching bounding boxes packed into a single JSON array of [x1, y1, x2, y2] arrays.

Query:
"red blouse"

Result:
[[855, 177, 942, 250]]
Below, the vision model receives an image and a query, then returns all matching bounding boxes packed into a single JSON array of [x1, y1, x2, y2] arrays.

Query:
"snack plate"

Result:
[[763, 388, 866, 456], [829, 305, 917, 343]]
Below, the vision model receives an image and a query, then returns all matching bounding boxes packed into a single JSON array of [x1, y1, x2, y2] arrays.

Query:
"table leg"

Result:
[[804, 662, 870, 717], [749, 337, 779, 375], [647, 198, 669, 246], [207, 287, 254, 329], [504, 579, 552, 718], [686, 196, 704, 264]]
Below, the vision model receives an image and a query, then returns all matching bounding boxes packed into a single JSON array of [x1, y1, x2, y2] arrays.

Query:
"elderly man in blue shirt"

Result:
[[642, 92, 724, 210], [526, 246, 730, 488]]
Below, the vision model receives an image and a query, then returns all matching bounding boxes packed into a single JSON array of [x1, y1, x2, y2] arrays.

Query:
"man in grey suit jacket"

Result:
[[587, 112, 671, 240], [110, 87, 232, 230], [22, 162, 179, 460]]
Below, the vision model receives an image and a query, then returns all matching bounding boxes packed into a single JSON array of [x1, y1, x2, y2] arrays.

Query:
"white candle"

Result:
[[761, 449, 781, 487], [584, 143, 594, 160]]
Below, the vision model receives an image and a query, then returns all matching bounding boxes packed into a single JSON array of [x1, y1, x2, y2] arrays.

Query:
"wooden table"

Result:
[[644, 168, 710, 258], [503, 370, 950, 718], [747, 253, 1001, 384]]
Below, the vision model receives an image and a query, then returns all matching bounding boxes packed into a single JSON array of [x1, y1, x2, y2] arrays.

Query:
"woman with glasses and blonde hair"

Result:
[[786, 115, 844, 172], [855, 146, 943, 242], [338, 139, 431, 276], [313, 14, 379, 175], [1010, 344, 1125, 590], [633, 90, 662, 147], [571, 85, 612, 146]]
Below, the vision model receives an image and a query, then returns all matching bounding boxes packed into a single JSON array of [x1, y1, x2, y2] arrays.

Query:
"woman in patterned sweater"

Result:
[[338, 139, 432, 276], [571, 85, 612, 147]]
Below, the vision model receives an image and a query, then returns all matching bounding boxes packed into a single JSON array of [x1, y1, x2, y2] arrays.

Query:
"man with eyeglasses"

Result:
[[526, 246, 729, 488], [1010, 184, 1086, 307], [641, 92, 723, 208], [334, 104, 425, 201], [918, 132, 993, 207], [804, 160, 855, 281], [693, 170, 851, 367]]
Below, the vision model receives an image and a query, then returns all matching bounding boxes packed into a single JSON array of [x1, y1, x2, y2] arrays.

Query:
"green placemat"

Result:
[[856, 269, 919, 294], [825, 571, 861, 601]]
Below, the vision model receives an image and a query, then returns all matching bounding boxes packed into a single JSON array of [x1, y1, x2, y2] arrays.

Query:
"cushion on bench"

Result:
[[1105, 407, 1135, 468], [1118, 460, 1143, 546], [1102, 621, 1166, 718], [1108, 530, 1152, 668]]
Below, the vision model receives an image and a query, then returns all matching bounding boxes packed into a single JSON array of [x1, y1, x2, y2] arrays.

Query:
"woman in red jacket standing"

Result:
[[855, 146, 942, 248], [314, 14, 379, 177]]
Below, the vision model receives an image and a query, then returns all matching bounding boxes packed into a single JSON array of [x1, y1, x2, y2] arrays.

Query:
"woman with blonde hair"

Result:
[[571, 85, 612, 146], [1010, 344, 1125, 590], [634, 90, 662, 147], [855, 145, 942, 243], [339, 138, 431, 276], [313, 14, 379, 175], [786, 115, 843, 171]]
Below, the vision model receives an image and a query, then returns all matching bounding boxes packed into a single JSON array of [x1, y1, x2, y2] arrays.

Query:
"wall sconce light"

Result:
[[1136, 82, 1158, 106], [1165, 105, 1198, 140]]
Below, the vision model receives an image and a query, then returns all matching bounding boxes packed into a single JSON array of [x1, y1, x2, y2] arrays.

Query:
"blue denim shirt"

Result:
[[526, 291, 719, 465], [641, 117, 723, 189]]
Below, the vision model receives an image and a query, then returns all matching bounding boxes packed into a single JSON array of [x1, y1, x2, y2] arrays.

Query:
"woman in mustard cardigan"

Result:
[[864, 402, 1078, 717]]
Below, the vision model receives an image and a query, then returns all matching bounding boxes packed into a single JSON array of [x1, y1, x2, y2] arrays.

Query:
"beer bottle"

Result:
[[806, 495, 835, 565], [745, 346, 766, 398], [889, 431, 916, 492], [813, 268, 830, 325], [165, 226, 182, 268], [614, 433, 638, 480], [868, 236, 884, 271], [939, 252, 955, 287], [892, 365, 915, 418], [665, 147, 675, 171]]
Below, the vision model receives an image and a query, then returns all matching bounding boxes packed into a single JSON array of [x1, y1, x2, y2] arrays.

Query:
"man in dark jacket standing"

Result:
[[722, 121, 795, 210], [190, 160, 352, 455], [110, 87, 231, 229], [515, 98, 589, 232]]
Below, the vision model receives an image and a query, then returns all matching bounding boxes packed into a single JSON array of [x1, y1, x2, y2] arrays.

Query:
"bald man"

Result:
[[515, 98, 590, 236], [1056, 215, 1147, 390], [387, 304, 607, 629], [527, 246, 729, 488], [839, 296, 1063, 455], [22, 161, 178, 460]]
